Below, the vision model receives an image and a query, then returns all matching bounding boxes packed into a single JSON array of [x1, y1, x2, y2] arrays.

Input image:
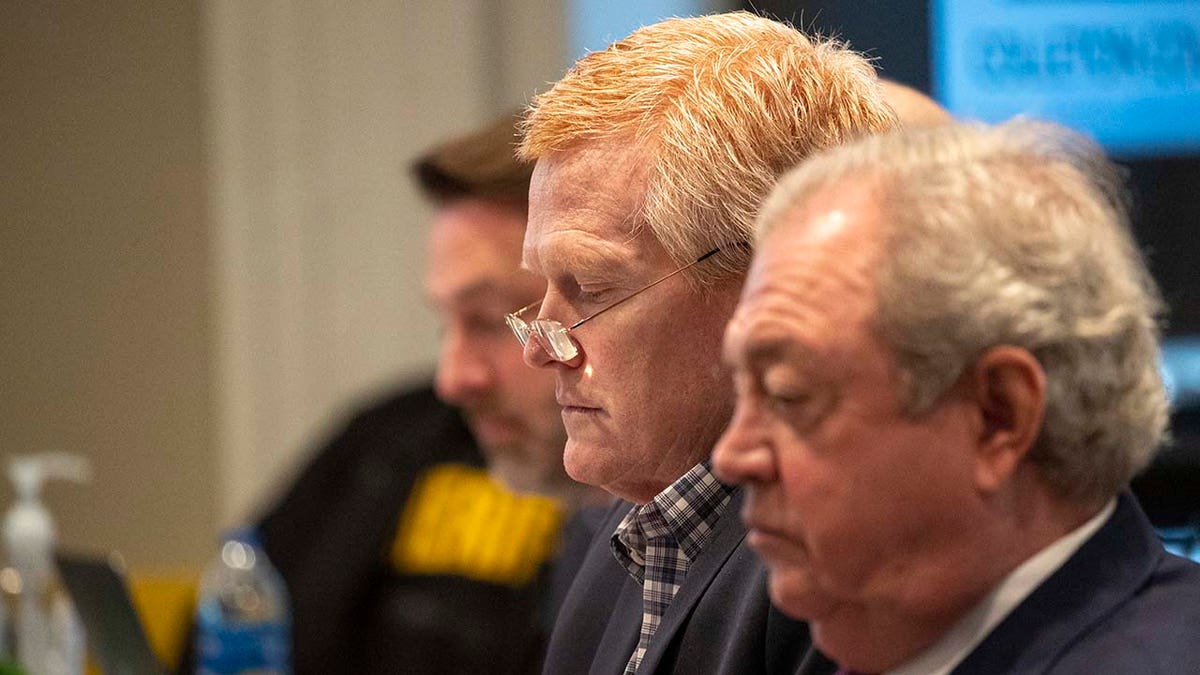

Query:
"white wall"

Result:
[[1, 0, 218, 568], [204, 0, 569, 530], [5, 0, 746, 566], [1, 0, 567, 568]]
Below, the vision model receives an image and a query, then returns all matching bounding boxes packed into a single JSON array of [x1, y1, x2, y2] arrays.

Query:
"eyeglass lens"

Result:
[[533, 320, 579, 361]]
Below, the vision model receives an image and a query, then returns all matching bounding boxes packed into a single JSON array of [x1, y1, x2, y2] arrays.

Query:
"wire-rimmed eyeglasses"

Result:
[[505, 242, 748, 362]]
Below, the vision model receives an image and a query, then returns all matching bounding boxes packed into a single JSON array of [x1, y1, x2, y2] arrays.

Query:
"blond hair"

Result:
[[519, 11, 897, 284], [759, 120, 1168, 504]]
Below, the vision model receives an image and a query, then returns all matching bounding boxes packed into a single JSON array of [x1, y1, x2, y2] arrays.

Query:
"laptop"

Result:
[[55, 551, 167, 675]]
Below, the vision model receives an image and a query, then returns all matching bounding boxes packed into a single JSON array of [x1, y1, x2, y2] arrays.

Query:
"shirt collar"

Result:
[[611, 461, 736, 580], [888, 498, 1118, 675]]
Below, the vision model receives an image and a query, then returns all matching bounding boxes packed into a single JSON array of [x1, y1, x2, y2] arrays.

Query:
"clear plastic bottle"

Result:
[[194, 529, 291, 675], [2, 453, 89, 675]]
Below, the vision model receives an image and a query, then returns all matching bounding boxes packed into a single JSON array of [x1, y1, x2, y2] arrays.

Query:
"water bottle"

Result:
[[195, 529, 291, 675]]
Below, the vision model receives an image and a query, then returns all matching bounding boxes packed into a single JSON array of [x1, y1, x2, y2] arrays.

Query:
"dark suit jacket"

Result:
[[543, 490, 811, 674], [797, 492, 1200, 674]]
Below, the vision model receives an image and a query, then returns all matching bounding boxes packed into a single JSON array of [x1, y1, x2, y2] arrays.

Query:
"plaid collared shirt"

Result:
[[610, 462, 735, 674]]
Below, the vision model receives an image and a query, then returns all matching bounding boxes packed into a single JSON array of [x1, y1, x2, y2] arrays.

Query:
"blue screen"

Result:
[[933, 0, 1200, 157], [1159, 525, 1200, 562], [569, 0, 710, 60]]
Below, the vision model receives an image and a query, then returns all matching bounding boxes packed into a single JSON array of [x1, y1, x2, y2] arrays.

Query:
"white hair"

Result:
[[758, 119, 1168, 503]]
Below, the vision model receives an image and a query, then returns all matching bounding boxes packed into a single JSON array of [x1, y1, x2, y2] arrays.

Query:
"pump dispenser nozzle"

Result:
[[5, 453, 92, 572], [10, 453, 92, 501], [3, 452, 91, 675]]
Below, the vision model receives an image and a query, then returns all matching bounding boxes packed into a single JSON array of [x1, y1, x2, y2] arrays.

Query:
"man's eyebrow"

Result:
[[427, 279, 504, 307], [523, 240, 635, 280], [725, 329, 815, 372]]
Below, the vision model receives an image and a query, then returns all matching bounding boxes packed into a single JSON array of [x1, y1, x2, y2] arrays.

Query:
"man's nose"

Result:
[[712, 400, 776, 485], [435, 332, 493, 405], [522, 329, 587, 369], [522, 332, 557, 368]]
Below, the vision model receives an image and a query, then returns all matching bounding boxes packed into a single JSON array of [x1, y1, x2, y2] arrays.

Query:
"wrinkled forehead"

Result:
[[753, 180, 886, 274], [727, 186, 884, 356], [523, 142, 660, 278]]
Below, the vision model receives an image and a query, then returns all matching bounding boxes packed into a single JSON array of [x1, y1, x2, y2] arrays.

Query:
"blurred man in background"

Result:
[[256, 112, 605, 675], [716, 120, 1200, 673], [879, 79, 951, 127], [511, 12, 897, 674]]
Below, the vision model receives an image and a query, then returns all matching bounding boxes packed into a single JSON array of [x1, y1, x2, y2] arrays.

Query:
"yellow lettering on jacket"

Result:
[[390, 463, 564, 586]]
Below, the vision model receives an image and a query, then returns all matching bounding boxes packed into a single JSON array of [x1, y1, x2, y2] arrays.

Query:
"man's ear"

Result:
[[965, 346, 1046, 493]]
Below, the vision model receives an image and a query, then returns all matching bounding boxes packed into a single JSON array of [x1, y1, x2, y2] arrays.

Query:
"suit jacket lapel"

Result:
[[543, 500, 639, 675], [952, 492, 1162, 674], [637, 489, 749, 673], [575, 502, 642, 675], [587, 576, 642, 674]]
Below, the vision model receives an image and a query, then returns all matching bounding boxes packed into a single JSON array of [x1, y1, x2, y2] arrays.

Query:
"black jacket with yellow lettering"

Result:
[[256, 384, 570, 675]]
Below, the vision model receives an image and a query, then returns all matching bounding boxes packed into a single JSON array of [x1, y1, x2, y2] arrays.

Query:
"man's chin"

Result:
[[562, 439, 604, 488], [468, 415, 524, 453], [768, 570, 840, 622], [487, 457, 561, 498]]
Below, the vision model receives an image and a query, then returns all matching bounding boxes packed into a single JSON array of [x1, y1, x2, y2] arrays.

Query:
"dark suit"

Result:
[[797, 492, 1200, 674], [544, 490, 811, 674]]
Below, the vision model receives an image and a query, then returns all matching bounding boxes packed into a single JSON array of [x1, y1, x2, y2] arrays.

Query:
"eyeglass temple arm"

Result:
[[511, 298, 541, 317], [566, 244, 744, 330]]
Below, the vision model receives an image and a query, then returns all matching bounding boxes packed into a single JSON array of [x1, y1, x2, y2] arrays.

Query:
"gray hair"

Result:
[[758, 119, 1168, 503]]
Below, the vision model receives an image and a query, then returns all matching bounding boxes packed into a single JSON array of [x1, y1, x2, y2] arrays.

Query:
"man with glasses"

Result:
[[257, 113, 606, 675], [510, 12, 898, 674]]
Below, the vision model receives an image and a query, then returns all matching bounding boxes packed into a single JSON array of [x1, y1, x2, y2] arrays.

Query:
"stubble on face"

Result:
[[425, 198, 569, 497]]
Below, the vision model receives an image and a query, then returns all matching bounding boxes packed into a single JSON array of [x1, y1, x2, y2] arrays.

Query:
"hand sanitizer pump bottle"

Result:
[[2, 453, 91, 675]]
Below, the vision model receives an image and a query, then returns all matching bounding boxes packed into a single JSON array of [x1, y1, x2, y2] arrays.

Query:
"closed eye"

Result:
[[767, 389, 808, 404], [576, 287, 618, 305], [457, 314, 511, 338], [765, 388, 812, 412], [761, 368, 829, 429], [762, 368, 811, 409]]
